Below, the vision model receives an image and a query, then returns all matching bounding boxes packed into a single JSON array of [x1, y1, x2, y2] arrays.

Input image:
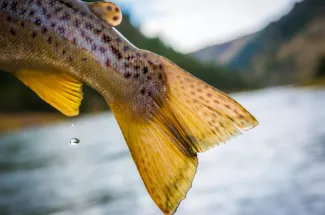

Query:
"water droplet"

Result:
[[72, 123, 76, 127], [70, 137, 80, 145]]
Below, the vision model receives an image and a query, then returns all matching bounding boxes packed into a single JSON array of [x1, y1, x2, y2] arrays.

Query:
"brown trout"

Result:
[[0, 0, 258, 214]]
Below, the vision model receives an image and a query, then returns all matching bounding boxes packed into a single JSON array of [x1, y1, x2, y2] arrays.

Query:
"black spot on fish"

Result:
[[126, 55, 134, 60], [20, 21, 25, 27], [41, 7, 47, 14], [58, 0, 76, 11], [47, 37, 52, 44], [1, 1, 8, 9], [148, 61, 157, 69], [124, 72, 131, 78], [62, 50, 66, 55], [86, 36, 92, 43], [51, 22, 56, 28], [29, 10, 35, 17], [85, 22, 94, 30], [134, 73, 140, 78], [143, 67, 149, 74], [141, 88, 146, 95], [6, 15, 12, 22], [80, 30, 86, 37], [82, 58, 87, 62], [10, 1, 18, 12], [95, 29, 102, 35], [91, 44, 97, 51], [74, 19, 80, 27], [31, 31, 37, 38], [106, 5, 112, 11], [19, 8, 27, 16], [123, 46, 129, 51], [9, 28, 16, 36], [61, 12, 70, 20], [99, 47, 106, 53], [68, 56, 73, 62], [42, 27, 48, 33], [102, 34, 111, 44], [110, 46, 122, 59]]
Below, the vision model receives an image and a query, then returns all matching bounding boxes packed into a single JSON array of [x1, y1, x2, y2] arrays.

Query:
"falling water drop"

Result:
[[70, 137, 80, 145], [72, 123, 76, 127]]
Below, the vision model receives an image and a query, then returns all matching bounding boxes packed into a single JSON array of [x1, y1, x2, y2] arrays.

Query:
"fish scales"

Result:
[[0, 0, 167, 117], [2, 0, 131, 70]]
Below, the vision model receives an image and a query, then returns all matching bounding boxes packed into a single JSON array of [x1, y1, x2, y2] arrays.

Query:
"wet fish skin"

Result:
[[0, 0, 166, 117]]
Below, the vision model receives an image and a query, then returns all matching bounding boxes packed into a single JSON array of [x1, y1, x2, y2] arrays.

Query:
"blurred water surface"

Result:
[[0, 87, 325, 215]]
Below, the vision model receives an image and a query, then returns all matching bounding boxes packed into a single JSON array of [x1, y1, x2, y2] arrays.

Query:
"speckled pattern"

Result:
[[0, 0, 167, 118]]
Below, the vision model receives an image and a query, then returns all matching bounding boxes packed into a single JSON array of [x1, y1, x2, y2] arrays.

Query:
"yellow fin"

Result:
[[114, 111, 198, 215], [159, 55, 259, 152], [109, 52, 258, 214], [14, 70, 83, 117], [87, 1, 122, 27]]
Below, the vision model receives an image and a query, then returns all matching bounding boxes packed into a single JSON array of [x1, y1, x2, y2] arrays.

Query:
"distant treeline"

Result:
[[0, 2, 252, 113]]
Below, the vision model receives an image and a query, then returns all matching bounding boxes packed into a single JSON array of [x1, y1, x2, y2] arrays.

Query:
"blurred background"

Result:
[[1, 0, 325, 214]]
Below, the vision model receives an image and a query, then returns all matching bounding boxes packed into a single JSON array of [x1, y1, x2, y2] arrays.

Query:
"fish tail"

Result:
[[110, 53, 258, 215], [157, 55, 259, 152]]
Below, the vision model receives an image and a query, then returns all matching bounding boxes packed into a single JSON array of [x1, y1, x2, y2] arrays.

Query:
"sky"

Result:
[[115, 0, 302, 53]]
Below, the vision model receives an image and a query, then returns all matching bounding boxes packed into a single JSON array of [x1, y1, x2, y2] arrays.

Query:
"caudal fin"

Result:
[[111, 54, 258, 215], [159, 56, 258, 152]]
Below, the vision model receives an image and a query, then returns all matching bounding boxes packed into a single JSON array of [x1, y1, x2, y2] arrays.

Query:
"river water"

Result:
[[0, 87, 325, 215]]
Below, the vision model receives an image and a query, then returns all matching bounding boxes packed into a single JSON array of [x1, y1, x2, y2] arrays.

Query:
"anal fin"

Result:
[[14, 70, 83, 116]]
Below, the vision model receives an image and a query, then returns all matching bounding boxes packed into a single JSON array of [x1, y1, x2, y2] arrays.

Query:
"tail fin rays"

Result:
[[160, 56, 258, 152], [110, 54, 258, 214], [114, 111, 198, 215]]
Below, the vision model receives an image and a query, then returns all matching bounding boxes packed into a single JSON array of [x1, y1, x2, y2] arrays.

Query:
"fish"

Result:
[[0, 0, 258, 214]]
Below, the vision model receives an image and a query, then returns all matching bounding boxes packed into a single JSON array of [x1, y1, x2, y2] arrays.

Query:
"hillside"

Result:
[[191, 0, 325, 86], [190, 33, 257, 65], [0, 10, 248, 113]]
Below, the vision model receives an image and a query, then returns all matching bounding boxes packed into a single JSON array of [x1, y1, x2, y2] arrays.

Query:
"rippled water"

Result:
[[0, 87, 325, 215]]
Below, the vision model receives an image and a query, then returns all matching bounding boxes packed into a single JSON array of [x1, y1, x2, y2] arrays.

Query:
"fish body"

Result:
[[0, 0, 165, 117], [0, 0, 258, 214]]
